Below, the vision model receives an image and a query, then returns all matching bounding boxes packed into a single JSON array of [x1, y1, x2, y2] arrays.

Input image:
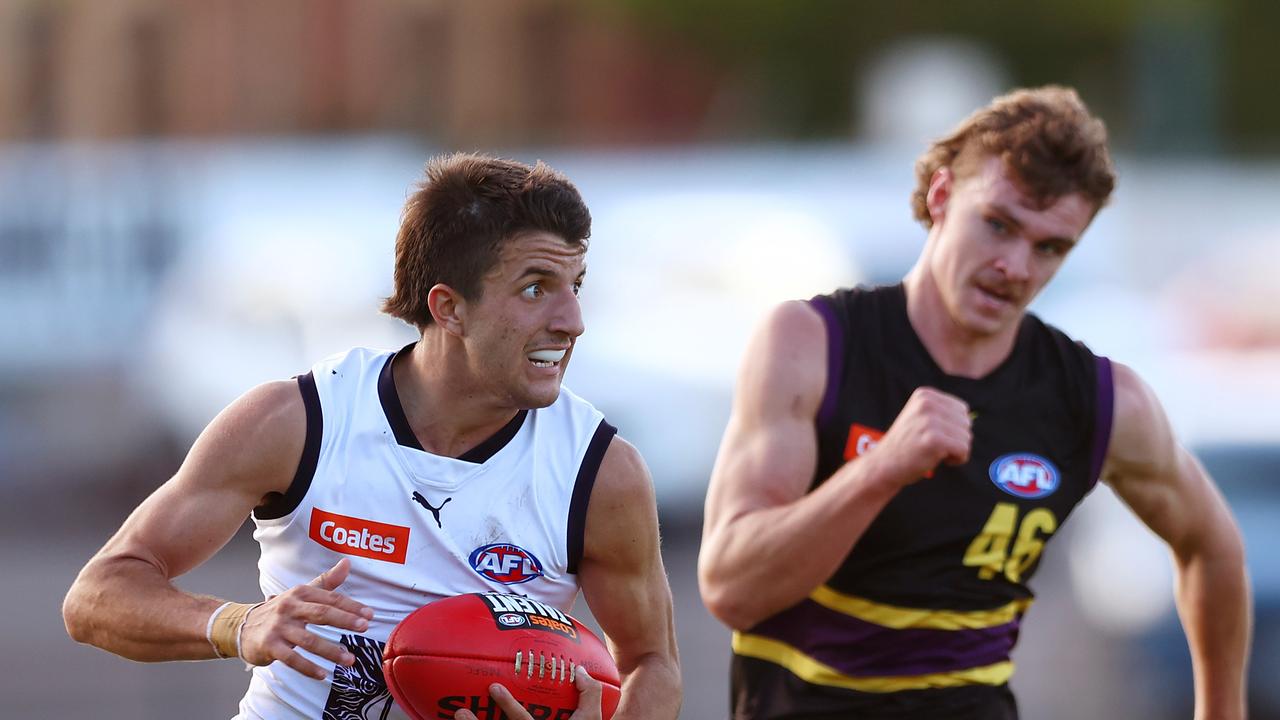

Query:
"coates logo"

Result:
[[989, 453, 1060, 499], [469, 543, 545, 584], [309, 508, 409, 564], [843, 423, 883, 461]]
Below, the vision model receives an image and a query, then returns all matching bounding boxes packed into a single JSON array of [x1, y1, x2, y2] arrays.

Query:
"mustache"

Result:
[[975, 275, 1024, 301]]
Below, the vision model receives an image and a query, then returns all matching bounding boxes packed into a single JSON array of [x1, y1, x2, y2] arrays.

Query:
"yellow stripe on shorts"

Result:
[[732, 632, 1015, 693], [808, 585, 1033, 630]]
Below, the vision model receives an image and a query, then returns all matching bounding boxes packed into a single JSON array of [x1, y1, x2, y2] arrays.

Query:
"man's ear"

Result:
[[426, 284, 466, 336], [926, 167, 953, 225]]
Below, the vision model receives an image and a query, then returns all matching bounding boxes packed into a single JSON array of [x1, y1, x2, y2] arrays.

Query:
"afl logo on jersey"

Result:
[[989, 453, 1060, 499], [469, 543, 545, 585]]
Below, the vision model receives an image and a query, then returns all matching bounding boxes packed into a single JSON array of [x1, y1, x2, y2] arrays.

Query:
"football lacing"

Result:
[[512, 650, 577, 684]]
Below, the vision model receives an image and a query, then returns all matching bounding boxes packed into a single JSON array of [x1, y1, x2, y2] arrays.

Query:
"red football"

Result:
[[383, 592, 621, 720]]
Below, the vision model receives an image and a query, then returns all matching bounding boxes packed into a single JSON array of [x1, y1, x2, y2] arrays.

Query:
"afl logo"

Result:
[[497, 612, 527, 627], [989, 453, 1060, 499], [469, 543, 545, 585]]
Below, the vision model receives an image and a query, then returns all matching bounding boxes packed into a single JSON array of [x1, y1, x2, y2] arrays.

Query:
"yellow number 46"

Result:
[[962, 502, 1058, 583]]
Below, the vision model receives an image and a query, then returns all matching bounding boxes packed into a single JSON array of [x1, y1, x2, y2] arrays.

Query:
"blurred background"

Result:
[[2, 0, 1278, 717]]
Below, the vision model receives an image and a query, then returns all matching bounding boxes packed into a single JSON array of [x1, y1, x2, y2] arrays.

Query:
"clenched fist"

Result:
[[860, 387, 972, 489]]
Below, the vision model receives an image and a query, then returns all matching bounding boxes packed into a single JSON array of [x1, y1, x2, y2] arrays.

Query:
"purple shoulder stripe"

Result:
[[807, 296, 843, 427], [1088, 355, 1115, 490]]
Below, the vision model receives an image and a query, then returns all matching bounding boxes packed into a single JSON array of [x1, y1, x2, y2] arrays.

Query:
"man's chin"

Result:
[[517, 384, 562, 410], [963, 307, 1019, 337]]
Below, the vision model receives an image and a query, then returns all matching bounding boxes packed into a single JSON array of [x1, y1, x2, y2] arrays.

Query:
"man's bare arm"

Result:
[[698, 301, 971, 630], [62, 380, 372, 677], [578, 436, 681, 720], [1102, 361, 1250, 720]]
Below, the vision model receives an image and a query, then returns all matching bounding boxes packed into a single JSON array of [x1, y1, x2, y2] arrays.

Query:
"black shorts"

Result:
[[731, 656, 1020, 720]]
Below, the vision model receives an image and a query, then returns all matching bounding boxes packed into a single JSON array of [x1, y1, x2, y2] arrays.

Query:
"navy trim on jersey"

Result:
[[254, 371, 324, 520], [808, 295, 845, 428], [458, 410, 529, 463], [1087, 355, 1115, 489], [378, 345, 423, 450], [566, 419, 617, 574], [377, 343, 528, 463]]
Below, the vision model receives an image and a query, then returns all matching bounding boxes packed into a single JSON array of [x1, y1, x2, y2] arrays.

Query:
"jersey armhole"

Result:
[[1086, 355, 1115, 491], [807, 295, 844, 428], [565, 419, 618, 575], [253, 371, 324, 521]]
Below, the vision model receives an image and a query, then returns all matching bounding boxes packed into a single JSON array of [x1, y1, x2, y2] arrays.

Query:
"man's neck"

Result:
[[902, 266, 1021, 379], [392, 337, 520, 457]]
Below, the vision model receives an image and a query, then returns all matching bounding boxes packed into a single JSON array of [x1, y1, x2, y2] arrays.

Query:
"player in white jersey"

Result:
[[63, 153, 682, 720]]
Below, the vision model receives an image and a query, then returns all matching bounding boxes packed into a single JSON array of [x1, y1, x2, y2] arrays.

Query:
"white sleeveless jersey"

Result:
[[234, 345, 614, 719]]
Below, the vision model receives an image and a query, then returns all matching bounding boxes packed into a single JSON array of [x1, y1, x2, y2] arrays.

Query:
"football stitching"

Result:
[[513, 650, 579, 684]]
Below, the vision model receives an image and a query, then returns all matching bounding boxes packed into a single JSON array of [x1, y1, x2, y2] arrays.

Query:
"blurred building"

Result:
[[0, 0, 722, 146]]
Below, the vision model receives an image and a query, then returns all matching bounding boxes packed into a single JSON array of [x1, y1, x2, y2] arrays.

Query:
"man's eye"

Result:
[[572, 281, 583, 297], [987, 218, 1009, 235], [522, 284, 542, 299]]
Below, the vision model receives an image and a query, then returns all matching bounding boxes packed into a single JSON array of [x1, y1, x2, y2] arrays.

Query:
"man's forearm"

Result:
[[612, 652, 682, 720], [701, 462, 899, 629], [64, 554, 226, 662], [1175, 538, 1251, 720]]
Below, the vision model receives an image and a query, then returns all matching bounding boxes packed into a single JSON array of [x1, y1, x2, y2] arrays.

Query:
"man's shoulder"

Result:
[[1019, 311, 1100, 362], [539, 384, 609, 438], [813, 282, 900, 310], [595, 434, 651, 498], [308, 345, 399, 378], [812, 282, 905, 334]]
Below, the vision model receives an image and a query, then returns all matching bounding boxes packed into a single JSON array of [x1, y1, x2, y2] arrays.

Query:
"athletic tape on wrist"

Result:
[[209, 601, 259, 660], [206, 602, 234, 658]]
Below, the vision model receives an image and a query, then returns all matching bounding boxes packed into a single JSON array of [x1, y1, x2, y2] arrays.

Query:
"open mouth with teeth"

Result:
[[527, 348, 567, 369]]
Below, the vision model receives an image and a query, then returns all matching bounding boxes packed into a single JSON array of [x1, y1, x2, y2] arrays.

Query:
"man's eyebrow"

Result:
[[987, 202, 1024, 230], [987, 202, 1077, 247], [517, 265, 588, 280]]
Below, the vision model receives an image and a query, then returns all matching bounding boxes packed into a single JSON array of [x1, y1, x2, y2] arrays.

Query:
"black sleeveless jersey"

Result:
[[730, 284, 1114, 720]]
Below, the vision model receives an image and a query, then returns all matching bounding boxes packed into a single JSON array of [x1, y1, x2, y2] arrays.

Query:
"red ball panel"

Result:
[[383, 593, 620, 720]]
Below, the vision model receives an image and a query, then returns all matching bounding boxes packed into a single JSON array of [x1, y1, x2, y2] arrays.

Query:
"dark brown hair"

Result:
[[911, 85, 1116, 228], [381, 152, 591, 329]]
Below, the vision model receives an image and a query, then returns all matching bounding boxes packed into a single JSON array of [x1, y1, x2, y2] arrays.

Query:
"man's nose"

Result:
[[995, 240, 1033, 282], [549, 289, 585, 339]]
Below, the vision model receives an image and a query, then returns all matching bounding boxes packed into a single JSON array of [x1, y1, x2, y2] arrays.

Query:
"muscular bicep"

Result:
[[94, 379, 307, 579], [578, 437, 677, 672], [703, 300, 827, 530], [1101, 362, 1226, 553]]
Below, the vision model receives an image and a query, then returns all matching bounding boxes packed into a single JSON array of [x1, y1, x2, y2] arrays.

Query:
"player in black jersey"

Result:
[[699, 86, 1250, 719]]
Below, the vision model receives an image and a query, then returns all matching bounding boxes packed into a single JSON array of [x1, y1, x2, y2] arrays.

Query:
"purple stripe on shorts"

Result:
[[808, 295, 843, 427], [747, 599, 1022, 678], [1088, 355, 1114, 490]]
